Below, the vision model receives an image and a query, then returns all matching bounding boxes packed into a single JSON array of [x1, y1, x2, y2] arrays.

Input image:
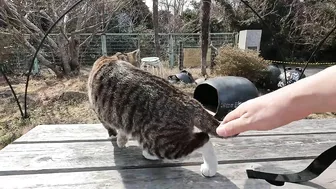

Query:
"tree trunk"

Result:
[[200, 0, 211, 76], [57, 34, 81, 77], [69, 34, 80, 76], [153, 0, 160, 57], [18, 33, 64, 78], [34, 53, 63, 78], [215, 0, 241, 31], [40, 60, 64, 78], [58, 35, 72, 76]]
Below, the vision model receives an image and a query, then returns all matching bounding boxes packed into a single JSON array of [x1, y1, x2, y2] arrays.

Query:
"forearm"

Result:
[[264, 65, 336, 123], [279, 65, 336, 117]]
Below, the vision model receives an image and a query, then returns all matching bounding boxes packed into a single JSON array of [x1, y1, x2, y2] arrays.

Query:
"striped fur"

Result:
[[87, 52, 224, 177], [114, 49, 140, 67]]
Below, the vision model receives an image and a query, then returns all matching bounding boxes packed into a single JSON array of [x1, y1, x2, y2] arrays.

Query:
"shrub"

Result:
[[213, 46, 270, 84]]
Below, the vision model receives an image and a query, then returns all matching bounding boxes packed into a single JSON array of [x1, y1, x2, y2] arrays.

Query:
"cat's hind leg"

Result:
[[116, 130, 128, 148], [107, 128, 117, 139], [98, 118, 117, 139], [179, 132, 217, 177], [146, 132, 217, 177], [198, 139, 218, 178]]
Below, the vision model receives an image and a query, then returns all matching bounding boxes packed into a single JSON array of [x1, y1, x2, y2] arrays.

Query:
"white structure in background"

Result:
[[140, 57, 163, 76], [238, 30, 262, 52]]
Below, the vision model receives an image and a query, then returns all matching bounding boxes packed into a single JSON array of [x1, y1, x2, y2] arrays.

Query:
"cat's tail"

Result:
[[193, 102, 231, 139]]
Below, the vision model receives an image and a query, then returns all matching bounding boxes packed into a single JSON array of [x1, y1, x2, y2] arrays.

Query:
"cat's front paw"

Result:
[[107, 135, 116, 140], [200, 163, 217, 178], [117, 136, 128, 148]]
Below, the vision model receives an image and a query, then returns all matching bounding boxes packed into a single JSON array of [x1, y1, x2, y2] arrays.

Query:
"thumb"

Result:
[[216, 116, 248, 137]]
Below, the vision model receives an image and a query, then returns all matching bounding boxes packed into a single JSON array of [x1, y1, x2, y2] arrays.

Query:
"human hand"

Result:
[[216, 92, 309, 137]]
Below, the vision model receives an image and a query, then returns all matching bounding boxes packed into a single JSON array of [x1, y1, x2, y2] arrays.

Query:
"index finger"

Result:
[[222, 106, 245, 124]]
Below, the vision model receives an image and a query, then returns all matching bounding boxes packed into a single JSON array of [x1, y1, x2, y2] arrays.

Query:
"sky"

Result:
[[145, 0, 152, 10]]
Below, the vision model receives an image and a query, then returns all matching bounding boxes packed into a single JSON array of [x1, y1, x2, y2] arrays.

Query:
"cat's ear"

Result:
[[131, 49, 140, 64], [131, 49, 140, 57]]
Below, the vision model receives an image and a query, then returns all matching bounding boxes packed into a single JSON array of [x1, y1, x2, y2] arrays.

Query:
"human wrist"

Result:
[[273, 80, 316, 121], [283, 75, 326, 118], [287, 88, 316, 117]]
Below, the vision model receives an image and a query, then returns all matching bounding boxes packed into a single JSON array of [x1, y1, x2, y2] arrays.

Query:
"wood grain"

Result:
[[1, 119, 335, 188], [0, 159, 334, 189], [13, 119, 336, 142], [0, 133, 335, 172]]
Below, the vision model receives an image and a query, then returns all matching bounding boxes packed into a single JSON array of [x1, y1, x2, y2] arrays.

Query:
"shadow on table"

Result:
[[111, 140, 240, 189]]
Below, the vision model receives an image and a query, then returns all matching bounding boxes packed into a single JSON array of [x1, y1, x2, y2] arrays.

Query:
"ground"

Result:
[[0, 65, 335, 149]]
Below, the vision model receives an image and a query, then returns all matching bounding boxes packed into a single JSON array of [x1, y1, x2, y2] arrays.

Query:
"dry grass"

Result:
[[0, 73, 99, 149], [183, 48, 211, 68], [0, 65, 335, 149], [214, 46, 270, 84]]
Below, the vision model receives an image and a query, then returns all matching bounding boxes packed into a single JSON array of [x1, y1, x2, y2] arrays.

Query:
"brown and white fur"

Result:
[[87, 51, 230, 177]]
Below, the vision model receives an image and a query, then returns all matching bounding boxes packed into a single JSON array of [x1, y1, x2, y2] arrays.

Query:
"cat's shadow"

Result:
[[111, 140, 240, 189]]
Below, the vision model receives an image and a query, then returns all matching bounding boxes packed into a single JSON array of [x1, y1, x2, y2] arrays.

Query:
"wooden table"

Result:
[[0, 119, 335, 189]]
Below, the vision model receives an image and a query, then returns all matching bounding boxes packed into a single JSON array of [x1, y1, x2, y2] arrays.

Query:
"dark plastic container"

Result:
[[194, 76, 259, 120], [265, 64, 281, 90], [167, 70, 195, 84], [255, 64, 281, 91]]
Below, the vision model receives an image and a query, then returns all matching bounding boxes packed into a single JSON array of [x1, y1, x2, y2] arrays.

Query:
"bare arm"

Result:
[[286, 65, 336, 114], [216, 65, 336, 137]]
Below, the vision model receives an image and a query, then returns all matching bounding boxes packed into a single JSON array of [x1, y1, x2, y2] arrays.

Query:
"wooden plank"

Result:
[[0, 160, 334, 189], [1, 134, 335, 172], [15, 124, 107, 142], [13, 119, 336, 142], [244, 118, 336, 136]]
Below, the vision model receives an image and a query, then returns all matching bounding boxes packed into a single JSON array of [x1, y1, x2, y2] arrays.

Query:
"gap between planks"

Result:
[[0, 159, 335, 189], [0, 156, 318, 176]]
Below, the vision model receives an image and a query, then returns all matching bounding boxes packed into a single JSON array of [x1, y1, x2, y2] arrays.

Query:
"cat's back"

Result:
[[88, 56, 186, 106], [87, 56, 222, 138], [87, 56, 125, 105]]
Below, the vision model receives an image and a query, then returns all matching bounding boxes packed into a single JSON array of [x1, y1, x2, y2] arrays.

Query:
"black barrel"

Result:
[[255, 64, 281, 91], [265, 64, 281, 90], [193, 76, 259, 120], [167, 70, 195, 84]]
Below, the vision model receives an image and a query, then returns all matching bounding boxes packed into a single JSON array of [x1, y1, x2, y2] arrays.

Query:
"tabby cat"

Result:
[[114, 49, 140, 67], [87, 51, 231, 177]]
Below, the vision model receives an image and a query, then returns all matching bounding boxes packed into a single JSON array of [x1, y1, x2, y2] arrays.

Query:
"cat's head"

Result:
[[114, 49, 140, 67]]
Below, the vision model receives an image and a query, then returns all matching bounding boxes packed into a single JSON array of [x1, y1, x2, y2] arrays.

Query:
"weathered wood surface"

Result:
[[0, 119, 335, 189], [1, 160, 335, 189], [13, 119, 336, 142], [1, 133, 335, 172]]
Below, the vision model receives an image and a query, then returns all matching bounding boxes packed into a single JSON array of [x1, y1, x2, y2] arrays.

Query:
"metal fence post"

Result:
[[32, 58, 39, 75], [234, 32, 239, 47], [137, 34, 141, 61], [178, 41, 184, 70], [101, 34, 107, 56], [169, 34, 174, 68], [210, 41, 217, 74], [137, 34, 141, 51]]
